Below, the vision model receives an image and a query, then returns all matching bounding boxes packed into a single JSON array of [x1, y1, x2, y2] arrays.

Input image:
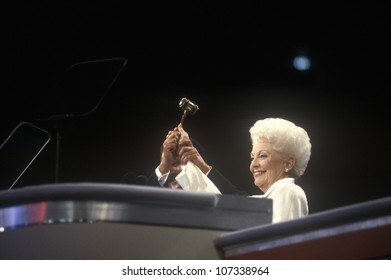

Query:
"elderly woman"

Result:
[[249, 118, 312, 223]]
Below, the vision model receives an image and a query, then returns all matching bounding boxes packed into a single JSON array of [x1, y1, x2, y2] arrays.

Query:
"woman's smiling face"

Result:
[[250, 140, 287, 193]]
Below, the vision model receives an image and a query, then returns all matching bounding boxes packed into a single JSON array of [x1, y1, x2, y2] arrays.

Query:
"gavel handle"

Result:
[[180, 110, 188, 124]]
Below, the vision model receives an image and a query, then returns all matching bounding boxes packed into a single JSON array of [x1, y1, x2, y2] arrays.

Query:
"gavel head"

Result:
[[179, 97, 199, 115]]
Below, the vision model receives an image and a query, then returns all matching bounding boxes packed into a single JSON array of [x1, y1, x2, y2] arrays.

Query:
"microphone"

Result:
[[120, 172, 147, 185], [36, 113, 76, 122]]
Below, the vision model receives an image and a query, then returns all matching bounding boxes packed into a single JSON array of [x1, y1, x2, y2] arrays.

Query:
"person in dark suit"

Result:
[[145, 123, 245, 195]]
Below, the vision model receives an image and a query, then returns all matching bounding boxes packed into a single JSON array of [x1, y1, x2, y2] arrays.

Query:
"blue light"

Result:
[[293, 55, 311, 71]]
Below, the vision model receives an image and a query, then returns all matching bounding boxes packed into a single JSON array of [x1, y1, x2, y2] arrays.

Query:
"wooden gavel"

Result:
[[179, 97, 199, 124]]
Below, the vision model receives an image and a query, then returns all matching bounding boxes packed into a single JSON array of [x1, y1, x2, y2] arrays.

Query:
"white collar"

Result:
[[263, 177, 295, 196]]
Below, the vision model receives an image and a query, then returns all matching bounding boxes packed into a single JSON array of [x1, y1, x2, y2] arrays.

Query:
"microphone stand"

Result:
[[40, 113, 75, 183], [54, 121, 61, 183]]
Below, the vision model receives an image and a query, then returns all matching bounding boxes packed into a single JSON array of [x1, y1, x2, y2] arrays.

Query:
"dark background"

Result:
[[1, 2, 389, 214]]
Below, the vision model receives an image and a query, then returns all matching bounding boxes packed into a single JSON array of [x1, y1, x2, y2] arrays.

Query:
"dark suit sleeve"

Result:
[[208, 168, 248, 195], [143, 167, 249, 195], [145, 171, 163, 188]]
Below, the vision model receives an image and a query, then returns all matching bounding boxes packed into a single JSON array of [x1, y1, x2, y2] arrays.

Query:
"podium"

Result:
[[214, 196, 391, 259], [0, 183, 272, 259]]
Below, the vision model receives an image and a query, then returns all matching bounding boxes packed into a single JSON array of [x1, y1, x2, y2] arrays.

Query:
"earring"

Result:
[[285, 168, 289, 172]]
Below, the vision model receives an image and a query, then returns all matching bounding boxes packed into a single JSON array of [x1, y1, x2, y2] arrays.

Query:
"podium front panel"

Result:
[[0, 183, 272, 259]]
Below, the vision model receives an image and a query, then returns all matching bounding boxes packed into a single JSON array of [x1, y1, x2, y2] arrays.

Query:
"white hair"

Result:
[[249, 117, 312, 178]]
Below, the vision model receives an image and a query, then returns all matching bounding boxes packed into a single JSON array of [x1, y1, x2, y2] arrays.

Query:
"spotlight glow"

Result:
[[293, 55, 311, 71]]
